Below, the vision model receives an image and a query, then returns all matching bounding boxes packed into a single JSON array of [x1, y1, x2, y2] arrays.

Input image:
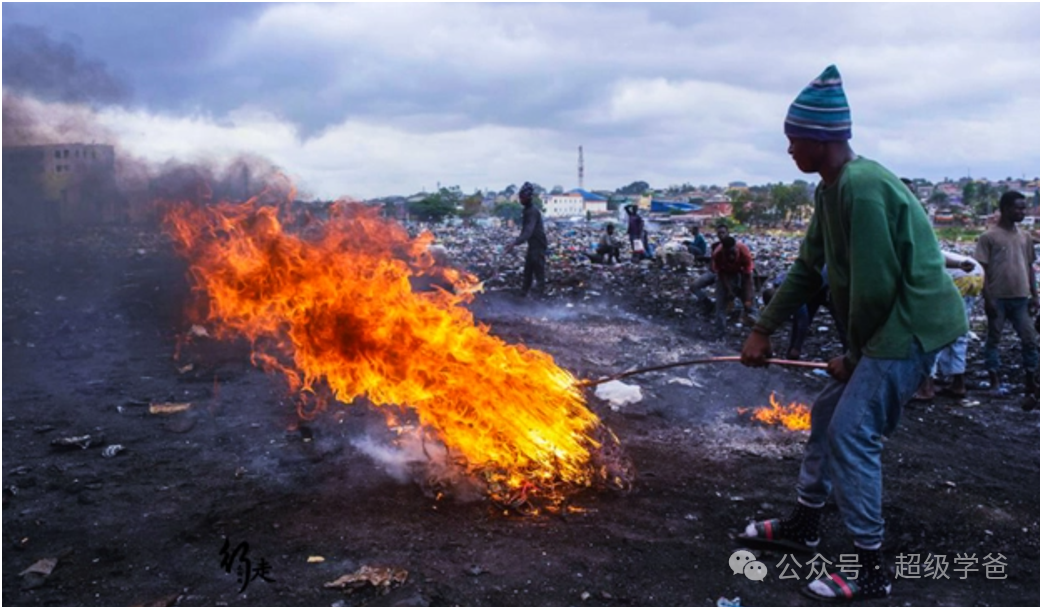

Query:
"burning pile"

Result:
[[164, 198, 630, 508], [738, 392, 811, 431]]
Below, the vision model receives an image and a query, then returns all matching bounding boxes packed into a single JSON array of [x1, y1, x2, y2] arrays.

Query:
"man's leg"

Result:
[[714, 275, 732, 334], [801, 343, 936, 600], [1007, 297, 1040, 402], [521, 257, 534, 296], [826, 343, 935, 549], [691, 270, 716, 301], [741, 380, 844, 549], [983, 301, 1008, 387], [532, 251, 547, 293], [789, 305, 811, 360]]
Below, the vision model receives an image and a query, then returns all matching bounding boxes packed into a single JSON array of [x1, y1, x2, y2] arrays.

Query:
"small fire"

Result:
[[738, 392, 811, 431], [163, 198, 630, 508]]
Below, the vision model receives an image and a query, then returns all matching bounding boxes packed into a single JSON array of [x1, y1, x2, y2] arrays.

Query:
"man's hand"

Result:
[[741, 330, 773, 367], [504, 243, 515, 254], [827, 355, 854, 382]]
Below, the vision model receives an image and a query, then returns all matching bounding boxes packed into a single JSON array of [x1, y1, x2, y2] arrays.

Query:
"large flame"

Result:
[[738, 392, 811, 431], [164, 198, 627, 507]]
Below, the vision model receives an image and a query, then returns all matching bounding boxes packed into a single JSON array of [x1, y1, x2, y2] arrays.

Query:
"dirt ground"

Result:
[[3, 226, 1039, 607]]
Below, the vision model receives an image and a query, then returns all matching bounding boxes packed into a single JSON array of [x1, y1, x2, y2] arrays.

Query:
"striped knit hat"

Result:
[[784, 65, 852, 141]]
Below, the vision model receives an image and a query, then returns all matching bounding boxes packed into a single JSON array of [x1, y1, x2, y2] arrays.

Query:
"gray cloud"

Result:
[[2, 25, 131, 106], [2, 3, 1038, 198]]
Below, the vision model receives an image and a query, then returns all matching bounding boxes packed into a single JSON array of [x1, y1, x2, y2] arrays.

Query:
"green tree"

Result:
[[408, 191, 458, 223], [928, 190, 950, 207], [962, 182, 977, 211], [617, 181, 650, 196], [493, 201, 523, 223], [460, 191, 484, 219]]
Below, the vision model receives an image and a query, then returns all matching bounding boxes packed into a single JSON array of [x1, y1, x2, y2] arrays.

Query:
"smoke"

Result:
[[351, 426, 484, 502], [2, 25, 303, 228], [2, 91, 119, 147], [2, 25, 131, 106]]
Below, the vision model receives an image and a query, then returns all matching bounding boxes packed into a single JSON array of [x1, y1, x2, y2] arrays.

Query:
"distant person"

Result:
[[1029, 314, 1037, 408], [739, 65, 965, 602], [690, 222, 732, 305], [974, 190, 1039, 408], [711, 235, 757, 333], [504, 182, 547, 297], [624, 204, 648, 261], [684, 224, 708, 258], [762, 264, 847, 360], [912, 252, 983, 400], [591, 223, 622, 264]]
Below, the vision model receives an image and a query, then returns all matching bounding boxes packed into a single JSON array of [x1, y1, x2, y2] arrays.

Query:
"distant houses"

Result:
[[543, 189, 609, 218]]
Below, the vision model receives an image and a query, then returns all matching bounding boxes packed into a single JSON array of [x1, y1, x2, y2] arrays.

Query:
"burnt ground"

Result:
[[3, 226, 1039, 607]]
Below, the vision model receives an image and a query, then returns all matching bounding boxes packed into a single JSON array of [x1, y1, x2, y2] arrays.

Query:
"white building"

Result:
[[544, 193, 584, 218]]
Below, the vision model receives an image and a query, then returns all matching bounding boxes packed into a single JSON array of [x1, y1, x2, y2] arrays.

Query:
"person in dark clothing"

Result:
[[505, 182, 547, 297], [762, 265, 847, 360], [684, 225, 708, 258], [591, 223, 622, 264], [624, 204, 648, 261]]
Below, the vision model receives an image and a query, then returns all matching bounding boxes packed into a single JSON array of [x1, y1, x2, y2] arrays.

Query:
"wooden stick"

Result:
[[576, 355, 828, 387]]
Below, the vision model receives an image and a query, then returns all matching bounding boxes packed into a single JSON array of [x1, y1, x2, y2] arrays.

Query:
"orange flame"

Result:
[[738, 392, 811, 431], [163, 198, 628, 506]]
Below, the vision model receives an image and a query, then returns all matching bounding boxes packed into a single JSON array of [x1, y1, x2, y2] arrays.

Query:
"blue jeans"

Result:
[[796, 341, 940, 548], [934, 296, 975, 376], [983, 297, 1039, 372]]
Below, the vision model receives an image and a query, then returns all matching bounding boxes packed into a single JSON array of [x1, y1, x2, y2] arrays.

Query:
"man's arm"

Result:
[[742, 207, 824, 367], [513, 208, 536, 247], [844, 186, 902, 364], [753, 214, 824, 334], [1027, 235, 1039, 313], [974, 235, 995, 315]]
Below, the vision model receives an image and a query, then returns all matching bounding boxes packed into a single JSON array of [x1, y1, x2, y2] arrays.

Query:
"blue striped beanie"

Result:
[[784, 65, 852, 141]]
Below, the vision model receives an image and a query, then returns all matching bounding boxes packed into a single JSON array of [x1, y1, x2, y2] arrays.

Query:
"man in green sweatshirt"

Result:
[[737, 65, 966, 602]]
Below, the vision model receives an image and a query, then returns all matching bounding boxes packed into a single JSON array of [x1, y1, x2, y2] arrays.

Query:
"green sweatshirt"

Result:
[[757, 157, 967, 363]]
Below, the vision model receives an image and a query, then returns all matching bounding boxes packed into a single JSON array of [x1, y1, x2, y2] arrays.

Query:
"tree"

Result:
[[493, 201, 523, 223], [962, 182, 977, 211], [928, 190, 950, 207], [460, 191, 484, 219], [408, 191, 458, 223], [617, 181, 650, 196], [770, 181, 813, 226], [550, 185, 564, 195]]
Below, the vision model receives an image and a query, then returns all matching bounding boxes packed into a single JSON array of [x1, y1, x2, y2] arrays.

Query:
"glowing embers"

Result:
[[738, 392, 811, 431]]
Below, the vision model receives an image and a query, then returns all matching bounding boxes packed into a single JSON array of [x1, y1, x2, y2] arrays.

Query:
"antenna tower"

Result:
[[578, 145, 584, 190]]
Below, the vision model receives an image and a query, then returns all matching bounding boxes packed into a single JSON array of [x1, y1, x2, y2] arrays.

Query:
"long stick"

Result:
[[577, 355, 828, 387]]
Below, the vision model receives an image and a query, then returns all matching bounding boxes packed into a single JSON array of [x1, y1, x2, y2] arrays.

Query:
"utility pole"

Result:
[[578, 146, 584, 191]]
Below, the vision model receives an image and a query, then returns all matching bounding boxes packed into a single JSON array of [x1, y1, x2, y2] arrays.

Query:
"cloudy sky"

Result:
[[3, 3, 1039, 200]]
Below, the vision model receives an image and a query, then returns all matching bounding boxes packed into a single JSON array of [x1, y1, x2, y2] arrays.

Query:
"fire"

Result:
[[738, 392, 811, 431], [163, 198, 629, 508]]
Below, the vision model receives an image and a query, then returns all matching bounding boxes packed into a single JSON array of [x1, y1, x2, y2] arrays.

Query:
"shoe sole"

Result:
[[735, 534, 819, 555], [798, 582, 890, 604]]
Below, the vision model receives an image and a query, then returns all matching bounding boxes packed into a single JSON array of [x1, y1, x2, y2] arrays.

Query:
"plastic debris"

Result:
[[716, 596, 741, 607], [148, 402, 192, 415], [101, 444, 125, 458], [324, 565, 408, 592], [594, 380, 643, 407]]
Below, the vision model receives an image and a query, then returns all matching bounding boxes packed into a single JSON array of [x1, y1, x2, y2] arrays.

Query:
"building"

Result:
[[3, 143, 125, 232], [544, 192, 584, 218], [569, 189, 609, 215]]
